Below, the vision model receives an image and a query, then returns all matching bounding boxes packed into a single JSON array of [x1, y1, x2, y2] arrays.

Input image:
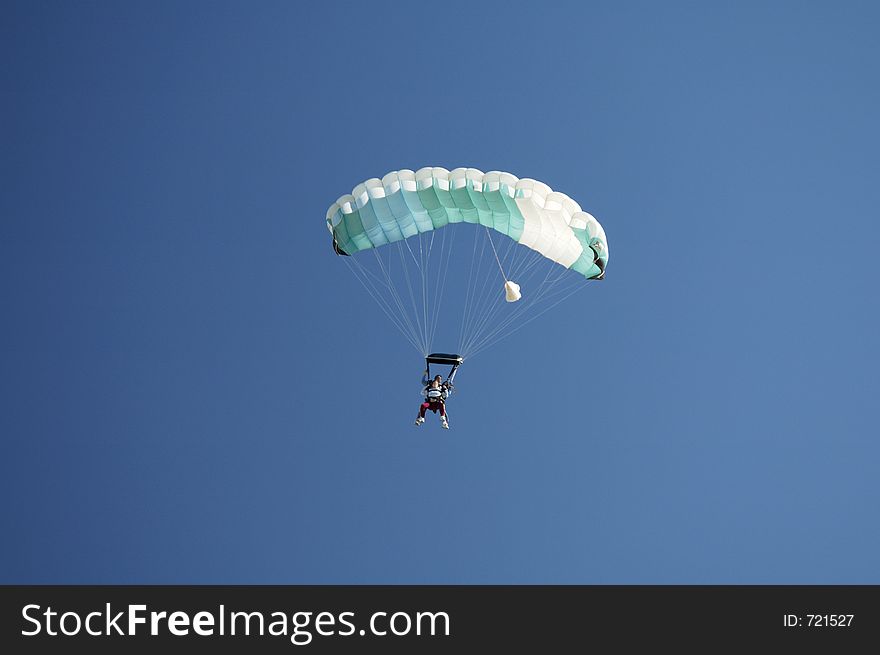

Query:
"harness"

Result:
[[425, 386, 445, 403]]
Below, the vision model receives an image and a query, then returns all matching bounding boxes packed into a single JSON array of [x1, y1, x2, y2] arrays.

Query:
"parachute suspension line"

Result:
[[359, 249, 426, 354], [425, 230, 437, 268], [344, 228, 592, 362], [460, 226, 493, 355], [467, 279, 589, 359], [458, 223, 483, 355], [372, 247, 426, 355], [501, 231, 523, 282], [464, 226, 521, 356], [424, 229, 437, 351], [485, 226, 508, 282], [461, 271, 506, 356], [385, 243, 428, 355], [343, 256, 424, 355], [428, 225, 454, 352], [423, 229, 442, 351], [402, 236, 428, 353], [422, 232, 434, 356], [416, 234, 430, 354], [396, 241, 427, 354], [466, 259, 586, 358], [400, 233, 421, 268], [462, 246, 577, 358], [384, 249, 421, 348], [471, 270, 588, 356], [391, 227, 455, 357], [457, 227, 478, 353], [460, 230, 529, 356], [468, 254, 562, 352], [508, 246, 547, 285], [470, 228, 505, 332]]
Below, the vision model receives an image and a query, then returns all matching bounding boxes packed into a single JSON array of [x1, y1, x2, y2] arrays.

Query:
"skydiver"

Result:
[[414, 372, 450, 429]]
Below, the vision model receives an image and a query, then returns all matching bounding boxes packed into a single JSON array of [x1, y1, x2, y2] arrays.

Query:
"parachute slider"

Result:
[[504, 280, 522, 302], [426, 353, 463, 366]]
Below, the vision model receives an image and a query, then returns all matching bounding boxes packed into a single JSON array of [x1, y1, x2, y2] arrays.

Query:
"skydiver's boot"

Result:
[[414, 417, 425, 426], [440, 416, 449, 429]]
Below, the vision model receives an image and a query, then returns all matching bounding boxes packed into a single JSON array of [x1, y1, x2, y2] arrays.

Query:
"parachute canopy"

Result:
[[327, 167, 607, 280]]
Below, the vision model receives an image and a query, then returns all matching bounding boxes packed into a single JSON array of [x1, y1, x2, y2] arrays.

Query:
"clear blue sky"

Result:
[[2, 1, 878, 583]]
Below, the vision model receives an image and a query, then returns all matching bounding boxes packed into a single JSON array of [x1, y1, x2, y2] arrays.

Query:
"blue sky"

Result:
[[2, 1, 878, 583]]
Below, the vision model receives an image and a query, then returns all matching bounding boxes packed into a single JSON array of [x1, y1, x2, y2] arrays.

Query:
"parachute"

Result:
[[326, 167, 608, 360]]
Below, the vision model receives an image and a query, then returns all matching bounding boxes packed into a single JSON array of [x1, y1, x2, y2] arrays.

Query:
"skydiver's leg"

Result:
[[415, 402, 430, 426]]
